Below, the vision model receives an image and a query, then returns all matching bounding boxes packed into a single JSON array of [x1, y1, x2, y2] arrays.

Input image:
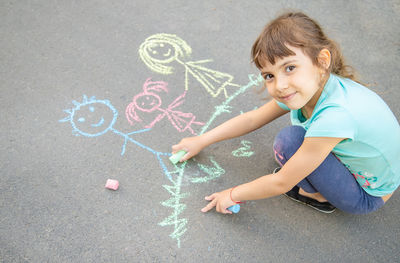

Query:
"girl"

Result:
[[172, 12, 400, 214]]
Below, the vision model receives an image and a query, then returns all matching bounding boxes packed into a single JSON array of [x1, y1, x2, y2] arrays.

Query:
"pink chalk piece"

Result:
[[105, 179, 119, 190]]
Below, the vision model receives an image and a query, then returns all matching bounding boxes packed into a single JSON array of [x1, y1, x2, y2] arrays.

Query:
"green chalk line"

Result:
[[232, 140, 255, 157], [159, 74, 263, 247]]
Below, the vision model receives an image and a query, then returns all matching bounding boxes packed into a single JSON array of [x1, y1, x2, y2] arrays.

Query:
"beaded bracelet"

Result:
[[230, 186, 245, 204]]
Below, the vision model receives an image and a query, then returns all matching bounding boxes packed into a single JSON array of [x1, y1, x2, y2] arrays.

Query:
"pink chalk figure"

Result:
[[125, 78, 204, 135]]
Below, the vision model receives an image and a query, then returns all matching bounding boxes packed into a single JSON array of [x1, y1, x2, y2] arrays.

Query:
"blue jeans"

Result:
[[273, 126, 384, 214]]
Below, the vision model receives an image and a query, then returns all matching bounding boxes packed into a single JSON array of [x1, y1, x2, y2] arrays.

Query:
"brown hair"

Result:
[[251, 12, 358, 82]]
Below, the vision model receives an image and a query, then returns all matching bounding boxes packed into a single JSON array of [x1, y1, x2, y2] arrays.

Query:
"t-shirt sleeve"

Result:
[[305, 106, 356, 140], [275, 100, 291, 111]]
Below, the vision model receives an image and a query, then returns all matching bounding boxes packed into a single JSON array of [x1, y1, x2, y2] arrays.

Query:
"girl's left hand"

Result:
[[201, 188, 237, 214]]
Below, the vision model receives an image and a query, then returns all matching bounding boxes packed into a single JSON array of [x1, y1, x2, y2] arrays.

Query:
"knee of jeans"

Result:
[[339, 196, 384, 215], [273, 126, 306, 163]]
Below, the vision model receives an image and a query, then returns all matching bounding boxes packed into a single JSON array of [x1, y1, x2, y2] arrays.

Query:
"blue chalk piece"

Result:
[[227, 204, 240, 213]]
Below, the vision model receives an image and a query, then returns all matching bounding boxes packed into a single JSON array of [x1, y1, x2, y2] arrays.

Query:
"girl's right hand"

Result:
[[171, 135, 207, 162]]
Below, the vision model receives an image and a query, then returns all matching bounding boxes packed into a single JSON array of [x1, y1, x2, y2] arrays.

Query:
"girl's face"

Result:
[[260, 46, 326, 114], [134, 93, 161, 112], [146, 42, 176, 62]]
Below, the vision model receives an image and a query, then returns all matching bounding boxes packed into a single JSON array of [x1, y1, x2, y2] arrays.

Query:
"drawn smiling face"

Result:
[[71, 101, 117, 137], [134, 93, 161, 112], [147, 42, 176, 63]]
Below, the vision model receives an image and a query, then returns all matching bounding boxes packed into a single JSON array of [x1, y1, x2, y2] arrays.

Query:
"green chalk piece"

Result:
[[169, 150, 187, 164]]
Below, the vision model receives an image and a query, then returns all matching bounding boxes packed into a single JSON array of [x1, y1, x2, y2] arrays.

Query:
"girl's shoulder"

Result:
[[324, 74, 385, 110]]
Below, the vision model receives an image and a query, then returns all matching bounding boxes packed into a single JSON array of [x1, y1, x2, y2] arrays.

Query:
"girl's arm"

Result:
[[172, 99, 289, 161], [201, 136, 344, 214]]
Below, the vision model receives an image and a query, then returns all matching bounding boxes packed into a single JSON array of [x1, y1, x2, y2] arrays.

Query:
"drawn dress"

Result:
[[147, 91, 204, 135], [177, 59, 240, 98]]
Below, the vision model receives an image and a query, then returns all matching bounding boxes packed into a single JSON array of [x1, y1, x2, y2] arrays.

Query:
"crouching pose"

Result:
[[172, 12, 400, 214]]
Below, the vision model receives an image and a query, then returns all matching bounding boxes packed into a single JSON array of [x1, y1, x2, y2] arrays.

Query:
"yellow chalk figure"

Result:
[[139, 33, 240, 98]]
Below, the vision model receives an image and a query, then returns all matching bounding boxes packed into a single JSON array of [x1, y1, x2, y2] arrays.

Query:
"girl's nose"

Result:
[[275, 77, 289, 91]]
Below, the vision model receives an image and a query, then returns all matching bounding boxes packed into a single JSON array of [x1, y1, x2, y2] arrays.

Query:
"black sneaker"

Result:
[[273, 167, 281, 174], [284, 186, 336, 214]]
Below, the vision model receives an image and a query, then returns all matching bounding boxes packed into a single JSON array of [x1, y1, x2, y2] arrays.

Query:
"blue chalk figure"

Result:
[[59, 95, 173, 181], [227, 204, 240, 213]]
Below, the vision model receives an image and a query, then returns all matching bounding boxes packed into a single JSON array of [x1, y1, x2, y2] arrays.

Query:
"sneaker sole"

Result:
[[284, 194, 336, 214]]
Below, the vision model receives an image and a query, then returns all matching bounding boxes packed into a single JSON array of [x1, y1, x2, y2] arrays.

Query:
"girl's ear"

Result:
[[318, 48, 331, 70]]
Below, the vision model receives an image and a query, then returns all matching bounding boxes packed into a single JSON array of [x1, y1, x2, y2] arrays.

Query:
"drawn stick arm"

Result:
[[125, 128, 152, 136], [187, 59, 213, 64], [144, 112, 167, 129], [167, 91, 187, 110]]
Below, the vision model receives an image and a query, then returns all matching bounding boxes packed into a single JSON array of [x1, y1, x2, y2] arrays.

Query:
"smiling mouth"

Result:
[[163, 49, 171, 57], [91, 117, 105, 127], [279, 92, 296, 101]]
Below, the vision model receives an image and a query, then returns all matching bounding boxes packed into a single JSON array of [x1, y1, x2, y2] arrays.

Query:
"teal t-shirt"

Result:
[[276, 74, 400, 197]]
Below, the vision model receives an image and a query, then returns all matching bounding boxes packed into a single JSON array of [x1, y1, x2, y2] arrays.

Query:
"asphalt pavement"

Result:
[[1, 1, 399, 262]]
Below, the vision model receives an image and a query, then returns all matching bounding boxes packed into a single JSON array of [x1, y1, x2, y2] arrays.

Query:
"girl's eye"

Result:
[[264, 74, 274, 80], [286, 65, 295, 72]]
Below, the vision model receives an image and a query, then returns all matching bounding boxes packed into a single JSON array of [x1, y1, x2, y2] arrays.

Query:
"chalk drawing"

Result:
[[191, 156, 225, 183], [157, 155, 225, 248], [59, 73, 264, 248], [232, 140, 255, 157], [125, 78, 204, 135], [58, 94, 227, 248], [158, 163, 189, 248], [199, 74, 264, 135], [158, 73, 264, 247], [59, 95, 174, 181], [139, 33, 240, 98]]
